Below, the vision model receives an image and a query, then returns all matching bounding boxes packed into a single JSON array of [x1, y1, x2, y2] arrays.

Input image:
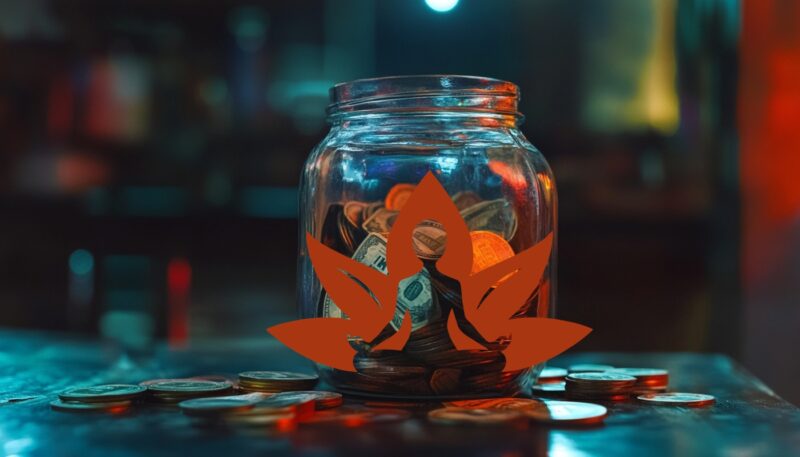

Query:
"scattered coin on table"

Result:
[[147, 380, 234, 403], [50, 399, 133, 413], [428, 407, 523, 425], [637, 392, 716, 407], [523, 400, 607, 425], [238, 371, 318, 393], [445, 397, 542, 411], [565, 372, 638, 401], [179, 393, 269, 416], [58, 384, 146, 403], [532, 381, 566, 396], [607, 368, 669, 393]]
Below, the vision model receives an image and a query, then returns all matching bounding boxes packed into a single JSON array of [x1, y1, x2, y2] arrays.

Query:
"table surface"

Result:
[[1, 329, 799, 457]]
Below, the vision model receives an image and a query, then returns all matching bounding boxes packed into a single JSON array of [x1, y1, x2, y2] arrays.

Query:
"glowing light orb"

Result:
[[425, 0, 459, 13]]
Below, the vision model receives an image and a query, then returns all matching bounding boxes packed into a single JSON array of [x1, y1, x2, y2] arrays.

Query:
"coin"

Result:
[[411, 220, 447, 260], [179, 393, 269, 416], [148, 380, 233, 396], [607, 368, 669, 392], [523, 400, 607, 425], [568, 364, 616, 373], [428, 407, 522, 425], [344, 201, 368, 227], [229, 392, 317, 420], [461, 199, 518, 241], [385, 183, 416, 211], [539, 367, 568, 383], [50, 399, 132, 413], [532, 382, 566, 396], [239, 371, 318, 383], [565, 372, 637, 401], [445, 397, 542, 411], [304, 407, 411, 426], [59, 384, 146, 403], [224, 412, 297, 427], [637, 392, 716, 407], [238, 372, 318, 393], [267, 390, 343, 410], [470, 230, 515, 274]]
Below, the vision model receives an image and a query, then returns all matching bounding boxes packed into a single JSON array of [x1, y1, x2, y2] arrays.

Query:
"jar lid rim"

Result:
[[328, 75, 520, 117]]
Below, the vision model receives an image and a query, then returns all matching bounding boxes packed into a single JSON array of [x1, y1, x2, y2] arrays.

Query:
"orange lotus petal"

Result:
[[501, 317, 591, 371], [464, 233, 553, 341], [267, 318, 357, 371]]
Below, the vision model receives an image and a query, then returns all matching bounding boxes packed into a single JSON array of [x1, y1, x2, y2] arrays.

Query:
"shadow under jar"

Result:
[[298, 75, 557, 399]]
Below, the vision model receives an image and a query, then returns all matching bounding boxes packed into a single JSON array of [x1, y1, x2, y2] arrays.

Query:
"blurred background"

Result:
[[1, 0, 798, 404]]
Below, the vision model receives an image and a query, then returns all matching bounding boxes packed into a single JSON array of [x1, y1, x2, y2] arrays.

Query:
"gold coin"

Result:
[[428, 407, 522, 425], [384, 183, 416, 211], [444, 397, 542, 411], [470, 231, 515, 274]]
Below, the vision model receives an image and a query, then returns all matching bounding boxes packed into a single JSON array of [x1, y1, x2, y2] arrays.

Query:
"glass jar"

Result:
[[297, 75, 556, 398]]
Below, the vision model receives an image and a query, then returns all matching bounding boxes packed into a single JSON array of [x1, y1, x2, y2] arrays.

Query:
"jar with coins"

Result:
[[295, 75, 557, 398]]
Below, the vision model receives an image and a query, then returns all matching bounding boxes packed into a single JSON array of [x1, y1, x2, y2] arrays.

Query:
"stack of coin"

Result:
[[52, 384, 146, 413], [607, 368, 668, 393], [538, 367, 568, 384], [314, 186, 548, 398], [238, 371, 318, 393], [146, 380, 234, 403], [568, 364, 615, 373], [565, 372, 637, 401]]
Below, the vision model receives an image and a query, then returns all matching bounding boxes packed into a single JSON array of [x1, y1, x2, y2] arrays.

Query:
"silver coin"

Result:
[[539, 367, 568, 379], [238, 371, 318, 382], [532, 382, 566, 394], [637, 392, 715, 407], [59, 384, 146, 403], [568, 364, 616, 373], [147, 380, 233, 393], [566, 372, 637, 383], [179, 393, 268, 414], [523, 400, 607, 424], [272, 390, 343, 409], [607, 368, 668, 377], [50, 399, 132, 412]]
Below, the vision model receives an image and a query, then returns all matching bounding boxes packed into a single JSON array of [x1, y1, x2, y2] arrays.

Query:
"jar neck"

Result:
[[330, 112, 521, 130]]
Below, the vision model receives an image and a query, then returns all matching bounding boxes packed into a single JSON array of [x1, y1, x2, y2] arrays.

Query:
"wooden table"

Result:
[[1, 329, 798, 456]]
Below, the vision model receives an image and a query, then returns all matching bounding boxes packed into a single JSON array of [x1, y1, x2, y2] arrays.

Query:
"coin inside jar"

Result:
[[470, 231, 515, 274]]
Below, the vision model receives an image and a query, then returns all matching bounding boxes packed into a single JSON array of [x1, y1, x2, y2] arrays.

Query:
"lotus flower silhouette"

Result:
[[268, 172, 591, 372]]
